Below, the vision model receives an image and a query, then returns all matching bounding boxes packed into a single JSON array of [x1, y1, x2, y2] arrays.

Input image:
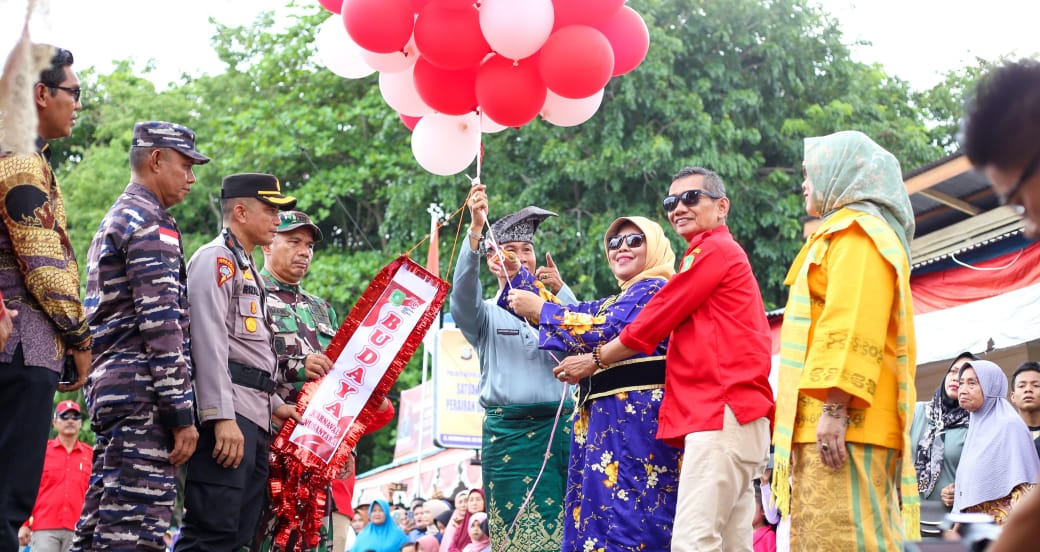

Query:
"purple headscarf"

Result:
[[953, 360, 1040, 512]]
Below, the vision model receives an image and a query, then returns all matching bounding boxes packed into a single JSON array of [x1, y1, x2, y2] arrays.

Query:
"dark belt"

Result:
[[577, 355, 666, 407], [228, 360, 276, 394]]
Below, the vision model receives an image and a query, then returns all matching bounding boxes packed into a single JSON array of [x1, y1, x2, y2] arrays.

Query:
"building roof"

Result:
[[769, 151, 1023, 315], [907, 152, 1001, 237], [906, 151, 1025, 268]]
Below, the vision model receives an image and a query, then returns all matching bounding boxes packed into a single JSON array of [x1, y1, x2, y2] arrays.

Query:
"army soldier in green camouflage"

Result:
[[74, 121, 206, 551], [262, 211, 336, 405], [254, 210, 336, 551]]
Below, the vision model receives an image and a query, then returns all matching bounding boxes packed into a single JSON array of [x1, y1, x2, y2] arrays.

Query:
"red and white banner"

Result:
[[910, 241, 1040, 314], [268, 256, 448, 550], [290, 268, 442, 462]]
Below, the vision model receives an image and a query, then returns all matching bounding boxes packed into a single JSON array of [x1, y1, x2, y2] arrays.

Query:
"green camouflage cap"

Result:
[[278, 210, 323, 241]]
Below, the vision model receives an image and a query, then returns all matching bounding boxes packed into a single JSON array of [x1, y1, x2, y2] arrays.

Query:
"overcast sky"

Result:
[[1, 0, 1037, 91]]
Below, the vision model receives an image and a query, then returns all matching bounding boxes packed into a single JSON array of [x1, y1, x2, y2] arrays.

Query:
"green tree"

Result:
[[55, 0, 962, 473], [912, 58, 1006, 152]]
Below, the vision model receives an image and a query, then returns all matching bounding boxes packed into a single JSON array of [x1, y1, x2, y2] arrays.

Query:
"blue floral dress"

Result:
[[500, 268, 681, 551]]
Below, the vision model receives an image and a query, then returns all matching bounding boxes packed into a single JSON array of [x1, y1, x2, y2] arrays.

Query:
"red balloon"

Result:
[[414, 4, 490, 70], [400, 113, 422, 131], [595, 6, 649, 76], [413, 57, 479, 115], [318, 0, 344, 14], [553, 0, 624, 28], [432, 0, 474, 8], [343, 0, 414, 54], [476, 55, 547, 128], [411, 0, 431, 12], [538, 26, 614, 99]]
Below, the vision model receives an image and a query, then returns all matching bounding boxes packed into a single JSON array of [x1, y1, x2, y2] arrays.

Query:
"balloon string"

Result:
[[507, 356, 569, 538], [402, 193, 471, 276], [476, 115, 484, 184], [483, 223, 513, 293], [462, 135, 565, 537], [443, 186, 481, 279], [467, 132, 512, 292]]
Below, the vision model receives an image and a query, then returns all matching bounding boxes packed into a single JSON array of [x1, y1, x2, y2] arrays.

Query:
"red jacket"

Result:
[[25, 437, 92, 530], [620, 225, 774, 445]]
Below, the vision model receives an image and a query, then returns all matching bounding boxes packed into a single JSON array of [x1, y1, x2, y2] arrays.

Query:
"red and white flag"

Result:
[[159, 226, 180, 247]]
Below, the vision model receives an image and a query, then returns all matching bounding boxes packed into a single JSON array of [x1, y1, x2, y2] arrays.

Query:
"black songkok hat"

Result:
[[490, 206, 557, 244]]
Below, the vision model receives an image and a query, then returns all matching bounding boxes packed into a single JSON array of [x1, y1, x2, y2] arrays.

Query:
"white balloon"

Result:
[[314, 17, 375, 79], [480, 111, 508, 134], [361, 34, 419, 73], [411, 112, 482, 176], [479, 0, 554, 61], [540, 88, 604, 127], [378, 64, 433, 117]]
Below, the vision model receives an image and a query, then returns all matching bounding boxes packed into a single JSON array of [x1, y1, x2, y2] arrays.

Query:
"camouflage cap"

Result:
[[131, 121, 210, 164], [221, 173, 297, 210], [278, 210, 323, 242]]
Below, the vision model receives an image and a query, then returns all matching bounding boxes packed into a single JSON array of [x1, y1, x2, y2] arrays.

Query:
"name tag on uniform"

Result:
[[496, 329, 519, 336]]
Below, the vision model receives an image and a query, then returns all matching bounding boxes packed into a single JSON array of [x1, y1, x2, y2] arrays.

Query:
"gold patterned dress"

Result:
[[963, 483, 1037, 525]]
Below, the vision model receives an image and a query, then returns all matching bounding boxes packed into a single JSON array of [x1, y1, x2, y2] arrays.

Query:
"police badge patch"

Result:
[[217, 256, 235, 287]]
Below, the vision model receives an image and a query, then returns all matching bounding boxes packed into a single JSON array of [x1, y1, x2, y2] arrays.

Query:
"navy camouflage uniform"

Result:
[[74, 182, 196, 551], [176, 173, 296, 551], [73, 121, 209, 551]]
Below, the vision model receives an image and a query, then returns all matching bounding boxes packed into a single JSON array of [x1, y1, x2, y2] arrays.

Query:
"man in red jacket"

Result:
[[19, 400, 92, 552], [555, 167, 774, 551]]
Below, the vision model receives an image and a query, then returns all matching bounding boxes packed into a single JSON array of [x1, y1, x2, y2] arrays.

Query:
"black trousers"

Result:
[[175, 415, 270, 552], [0, 345, 58, 552]]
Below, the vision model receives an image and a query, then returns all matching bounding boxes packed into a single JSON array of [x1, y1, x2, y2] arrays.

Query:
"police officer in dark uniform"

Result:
[[176, 173, 298, 551]]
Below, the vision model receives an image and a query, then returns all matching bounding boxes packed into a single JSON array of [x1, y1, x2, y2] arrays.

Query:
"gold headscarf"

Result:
[[602, 216, 676, 291]]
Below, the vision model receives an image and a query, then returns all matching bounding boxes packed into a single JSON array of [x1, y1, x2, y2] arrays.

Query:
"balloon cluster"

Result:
[[314, 0, 650, 175]]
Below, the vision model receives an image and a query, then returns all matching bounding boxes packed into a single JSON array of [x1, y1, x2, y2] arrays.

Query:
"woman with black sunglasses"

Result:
[[499, 216, 681, 552]]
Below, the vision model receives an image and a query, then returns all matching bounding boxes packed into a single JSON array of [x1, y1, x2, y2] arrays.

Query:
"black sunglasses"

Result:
[[47, 84, 81, 102], [999, 148, 1040, 213], [662, 189, 724, 212], [607, 233, 645, 250], [58, 412, 82, 420]]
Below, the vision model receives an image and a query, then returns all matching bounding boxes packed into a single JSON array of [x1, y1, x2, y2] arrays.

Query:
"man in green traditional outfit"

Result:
[[449, 184, 574, 551]]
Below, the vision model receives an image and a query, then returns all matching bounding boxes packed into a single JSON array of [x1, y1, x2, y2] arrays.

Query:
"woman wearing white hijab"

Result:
[[953, 359, 1040, 523]]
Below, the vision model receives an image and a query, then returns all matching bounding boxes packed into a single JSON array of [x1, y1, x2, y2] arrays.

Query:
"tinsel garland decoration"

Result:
[[268, 256, 448, 550]]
